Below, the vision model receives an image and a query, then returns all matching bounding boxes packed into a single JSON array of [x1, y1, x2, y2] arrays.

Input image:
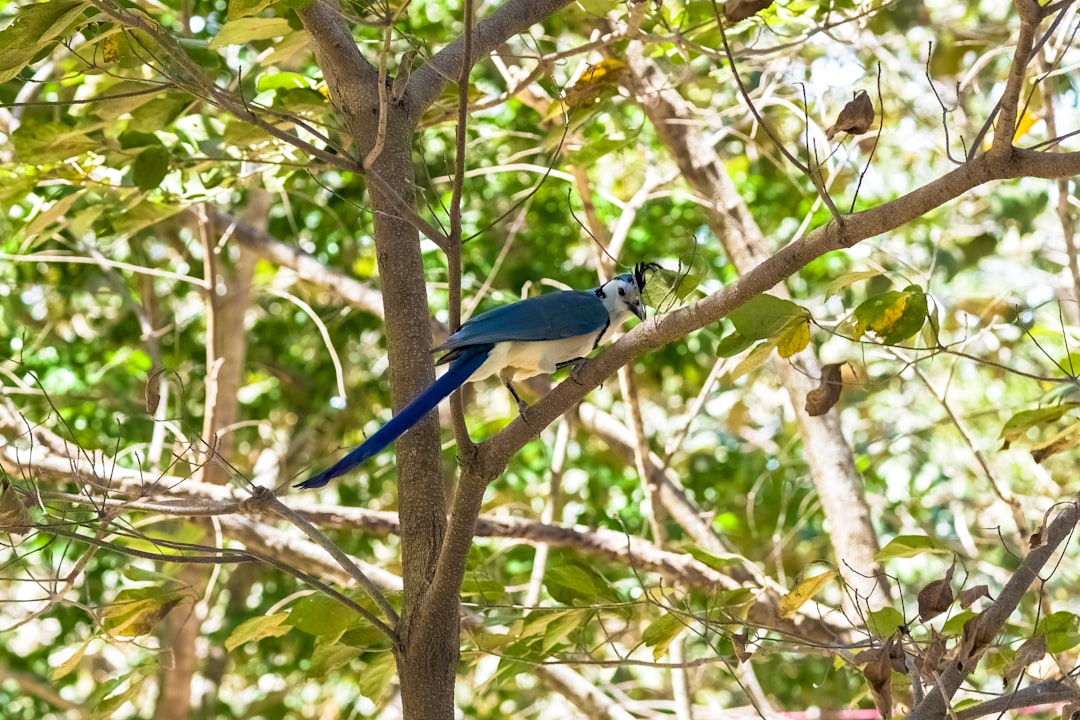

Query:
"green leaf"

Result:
[[866, 606, 905, 638], [210, 17, 293, 49], [515, 608, 569, 644], [543, 564, 618, 605], [93, 671, 148, 716], [730, 340, 775, 380], [358, 652, 397, 701], [460, 573, 510, 603], [224, 119, 278, 148], [715, 331, 755, 358], [129, 94, 192, 130], [86, 81, 160, 120], [542, 609, 587, 653], [0, 0, 88, 83], [852, 285, 927, 344], [228, 0, 281, 19], [257, 71, 311, 92], [24, 189, 84, 240], [131, 145, 170, 191], [729, 294, 810, 340], [273, 87, 330, 113], [941, 609, 978, 636], [641, 255, 707, 311], [1039, 611, 1080, 653], [225, 613, 292, 651], [1000, 403, 1080, 447], [12, 120, 98, 163], [52, 639, 91, 680], [287, 594, 365, 637], [121, 565, 179, 584], [875, 534, 950, 561], [118, 130, 162, 149], [642, 612, 688, 660], [824, 269, 882, 298], [704, 588, 757, 623], [309, 634, 362, 675], [101, 587, 184, 637], [563, 134, 636, 168], [686, 547, 747, 571]]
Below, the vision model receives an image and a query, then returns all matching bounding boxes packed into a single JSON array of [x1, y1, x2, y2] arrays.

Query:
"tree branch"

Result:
[[408, 0, 577, 112], [907, 495, 1080, 719], [989, 0, 1043, 157], [477, 147, 1080, 475], [294, 0, 380, 110]]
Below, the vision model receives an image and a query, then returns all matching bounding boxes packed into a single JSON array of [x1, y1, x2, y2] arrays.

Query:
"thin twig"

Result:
[[264, 491, 400, 628]]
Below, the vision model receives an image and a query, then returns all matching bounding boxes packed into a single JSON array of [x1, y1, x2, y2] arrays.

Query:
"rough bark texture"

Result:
[[296, 2, 577, 716]]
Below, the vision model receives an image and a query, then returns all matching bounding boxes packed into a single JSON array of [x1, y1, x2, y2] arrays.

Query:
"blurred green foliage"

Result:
[[2, 0, 1080, 717]]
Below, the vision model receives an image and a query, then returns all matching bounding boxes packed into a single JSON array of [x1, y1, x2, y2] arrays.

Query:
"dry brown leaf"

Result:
[[918, 630, 947, 683], [855, 645, 893, 719], [1002, 634, 1046, 687], [1030, 505, 1056, 549], [732, 632, 753, 663], [826, 90, 875, 140], [958, 612, 997, 673], [805, 362, 846, 416], [0, 479, 32, 535], [917, 563, 955, 622], [958, 584, 992, 609], [725, 0, 774, 23]]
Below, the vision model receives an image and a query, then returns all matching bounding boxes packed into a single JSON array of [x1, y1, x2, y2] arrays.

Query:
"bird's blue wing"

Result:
[[435, 290, 606, 352]]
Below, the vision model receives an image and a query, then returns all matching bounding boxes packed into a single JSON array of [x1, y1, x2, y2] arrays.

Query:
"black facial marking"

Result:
[[592, 320, 610, 349]]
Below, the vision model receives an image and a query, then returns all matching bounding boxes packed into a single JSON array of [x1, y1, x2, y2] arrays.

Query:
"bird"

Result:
[[295, 263, 657, 489]]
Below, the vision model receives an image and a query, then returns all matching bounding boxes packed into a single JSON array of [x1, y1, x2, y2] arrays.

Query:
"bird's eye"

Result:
[[618, 288, 625, 296]]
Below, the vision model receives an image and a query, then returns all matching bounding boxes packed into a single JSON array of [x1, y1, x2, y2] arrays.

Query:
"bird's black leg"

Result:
[[504, 379, 529, 414], [557, 356, 589, 384]]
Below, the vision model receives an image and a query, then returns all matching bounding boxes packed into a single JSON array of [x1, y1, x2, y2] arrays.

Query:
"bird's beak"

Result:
[[630, 300, 646, 321]]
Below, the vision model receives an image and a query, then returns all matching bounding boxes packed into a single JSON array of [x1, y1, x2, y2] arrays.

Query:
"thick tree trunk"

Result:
[[366, 122, 458, 719]]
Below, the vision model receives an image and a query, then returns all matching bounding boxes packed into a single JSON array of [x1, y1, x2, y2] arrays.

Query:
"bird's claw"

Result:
[[569, 357, 588, 385]]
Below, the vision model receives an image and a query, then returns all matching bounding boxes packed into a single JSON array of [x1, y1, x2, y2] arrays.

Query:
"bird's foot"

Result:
[[516, 398, 530, 415], [568, 357, 589, 385]]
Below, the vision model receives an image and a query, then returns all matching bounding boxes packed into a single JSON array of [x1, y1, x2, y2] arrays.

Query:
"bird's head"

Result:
[[598, 262, 660, 323]]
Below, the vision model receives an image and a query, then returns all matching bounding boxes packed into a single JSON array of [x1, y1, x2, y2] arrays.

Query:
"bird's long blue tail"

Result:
[[295, 344, 491, 489]]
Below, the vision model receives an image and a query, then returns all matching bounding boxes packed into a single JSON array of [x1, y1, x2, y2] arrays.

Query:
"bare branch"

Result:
[[907, 496, 1080, 719], [408, 0, 577, 112], [989, 0, 1043, 157]]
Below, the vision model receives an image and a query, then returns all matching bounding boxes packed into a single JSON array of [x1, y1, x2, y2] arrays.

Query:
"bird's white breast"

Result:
[[468, 334, 600, 383]]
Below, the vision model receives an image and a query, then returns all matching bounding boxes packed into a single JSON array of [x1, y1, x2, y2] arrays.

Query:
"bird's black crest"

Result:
[[634, 262, 661, 292]]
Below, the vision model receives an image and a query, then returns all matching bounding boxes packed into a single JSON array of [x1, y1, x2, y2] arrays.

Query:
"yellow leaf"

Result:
[[730, 340, 775, 380], [565, 59, 627, 109], [779, 571, 836, 618], [776, 318, 810, 358], [52, 639, 91, 680], [577, 58, 625, 84], [103, 34, 120, 64], [1013, 102, 1041, 143], [867, 293, 908, 334]]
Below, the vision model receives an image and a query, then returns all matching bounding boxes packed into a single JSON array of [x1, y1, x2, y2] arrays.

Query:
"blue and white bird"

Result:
[[296, 263, 656, 489]]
